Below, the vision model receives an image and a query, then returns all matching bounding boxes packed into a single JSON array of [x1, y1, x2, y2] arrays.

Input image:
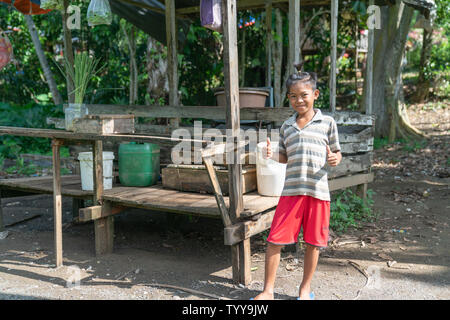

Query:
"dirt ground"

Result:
[[0, 103, 449, 300]]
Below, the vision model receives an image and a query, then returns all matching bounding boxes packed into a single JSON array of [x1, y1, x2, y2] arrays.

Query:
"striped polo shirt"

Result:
[[277, 108, 341, 201]]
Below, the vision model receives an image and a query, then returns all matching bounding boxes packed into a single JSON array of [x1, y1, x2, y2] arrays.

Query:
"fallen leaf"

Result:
[[251, 267, 258, 272]]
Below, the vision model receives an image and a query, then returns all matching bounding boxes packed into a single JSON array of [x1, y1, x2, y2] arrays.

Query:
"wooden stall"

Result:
[[0, 0, 379, 286]]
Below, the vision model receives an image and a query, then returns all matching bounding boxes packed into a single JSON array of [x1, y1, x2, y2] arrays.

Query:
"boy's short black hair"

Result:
[[286, 62, 318, 92]]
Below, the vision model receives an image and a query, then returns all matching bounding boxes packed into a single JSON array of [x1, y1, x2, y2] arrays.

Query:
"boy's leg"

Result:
[[253, 242, 283, 300], [299, 196, 330, 299], [299, 244, 320, 299]]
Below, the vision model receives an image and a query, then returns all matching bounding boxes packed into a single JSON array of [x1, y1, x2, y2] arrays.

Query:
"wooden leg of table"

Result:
[[231, 238, 251, 286], [356, 183, 368, 201], [95, 216, 114, 255], [52, 139, 63, 267], [72, 198, 84, 221]]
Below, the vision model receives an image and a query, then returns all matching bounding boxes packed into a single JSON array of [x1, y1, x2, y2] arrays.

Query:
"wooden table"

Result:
[[0, 126, 209, 267]]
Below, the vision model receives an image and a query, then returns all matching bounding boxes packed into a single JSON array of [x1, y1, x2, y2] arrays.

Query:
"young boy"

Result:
[[253, 69, 342, 300]]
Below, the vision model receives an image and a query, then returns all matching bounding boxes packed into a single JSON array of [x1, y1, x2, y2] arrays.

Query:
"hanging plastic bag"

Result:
[[87, 0, 113, 27], [0, 31, 13, 70], [200, 0, 222, 32], [40, 0, 64, 11]]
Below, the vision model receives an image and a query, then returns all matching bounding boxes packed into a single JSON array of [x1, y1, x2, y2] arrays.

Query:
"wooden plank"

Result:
[[203, 155, 232, 226], [94, 216, 114, 255], [78, 203, 126, 222], [340, 138, 374, 154], [73, 115, 135, 134], [328, 152, 373, 179], [161, 165, 256, 195], [0, 126, 207, 147], [224, 209, 276, 245], [80, 105, 376, 125], [330, 0, 338, 112], [328, 172, 374, 192], [52, 139, 63, 267]]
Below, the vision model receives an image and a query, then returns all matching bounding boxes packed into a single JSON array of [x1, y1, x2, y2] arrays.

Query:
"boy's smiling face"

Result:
[[287, 82, 320, 117]]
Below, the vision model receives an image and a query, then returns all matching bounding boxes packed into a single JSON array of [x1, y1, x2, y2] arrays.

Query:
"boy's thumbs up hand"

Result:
[[264, 138, 273, 159], [326, 144, 340, 167]]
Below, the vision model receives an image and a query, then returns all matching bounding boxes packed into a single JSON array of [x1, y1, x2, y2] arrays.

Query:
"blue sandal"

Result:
[[296, 292, 315, 300]]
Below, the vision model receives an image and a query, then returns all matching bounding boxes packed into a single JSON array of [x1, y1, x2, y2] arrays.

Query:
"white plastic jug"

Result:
[[78, 151, 114, 191], [256, 141, 287, 196]]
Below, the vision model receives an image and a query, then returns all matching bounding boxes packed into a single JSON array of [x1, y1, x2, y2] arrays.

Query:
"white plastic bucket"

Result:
[[78, 152, 114, 191], [256, 141, 287, 196]]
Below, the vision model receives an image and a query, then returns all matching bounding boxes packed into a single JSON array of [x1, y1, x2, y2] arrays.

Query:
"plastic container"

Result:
[[78, 151, 114, 191], [65, 103, 88, 131], [119, 142, 160, 187], [256, 141, 286, 196]]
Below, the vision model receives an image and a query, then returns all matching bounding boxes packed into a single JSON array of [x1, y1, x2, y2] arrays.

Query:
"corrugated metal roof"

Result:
[[108, 0, 436, 45]]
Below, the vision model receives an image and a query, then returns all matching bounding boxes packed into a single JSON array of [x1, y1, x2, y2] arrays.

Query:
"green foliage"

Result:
[[4, 156, 40, 176], [0, 102, 63, 158], [401, 139, 428, 153], [373, 137, 390, 150], [330, 189, 376, 234], [56, 51, 105, 104]]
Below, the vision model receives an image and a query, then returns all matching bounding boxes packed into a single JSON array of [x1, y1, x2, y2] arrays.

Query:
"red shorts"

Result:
[[267, 195, 330, 247]]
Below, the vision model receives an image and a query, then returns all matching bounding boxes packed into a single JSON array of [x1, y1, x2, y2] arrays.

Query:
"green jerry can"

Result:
[[118, 142, 160, 187]]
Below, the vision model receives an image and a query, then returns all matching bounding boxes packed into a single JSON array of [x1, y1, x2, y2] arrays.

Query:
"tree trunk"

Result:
[[363, 0, 426, 140], [24, 15, 63, 105], [62, 0, 75, 104], [122, 24, 138, 105], [412, 28, 433, 103]]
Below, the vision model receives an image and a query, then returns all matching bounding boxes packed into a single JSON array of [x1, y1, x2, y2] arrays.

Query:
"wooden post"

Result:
[[222, 0, 249, 286], [165, 0, 179, 128], [265, 1, 272, 88], [72, 198, 84, 221], [366, 0, 374, 115], [330, 0, 338, 112], [288, 0, 301, 75], [52, 139, 63, 267], [222, 0, 243, 222], [92, 140, 114, 255]]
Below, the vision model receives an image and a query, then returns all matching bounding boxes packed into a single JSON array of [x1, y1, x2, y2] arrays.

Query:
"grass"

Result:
[[330, 188, 376, 234]]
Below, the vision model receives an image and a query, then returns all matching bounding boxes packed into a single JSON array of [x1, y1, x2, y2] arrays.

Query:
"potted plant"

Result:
[[57, 51, 105, 131]]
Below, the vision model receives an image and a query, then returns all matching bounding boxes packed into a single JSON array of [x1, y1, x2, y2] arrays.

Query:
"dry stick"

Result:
[[141, 283, 232, 300], [347, 260, 369, 300]]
